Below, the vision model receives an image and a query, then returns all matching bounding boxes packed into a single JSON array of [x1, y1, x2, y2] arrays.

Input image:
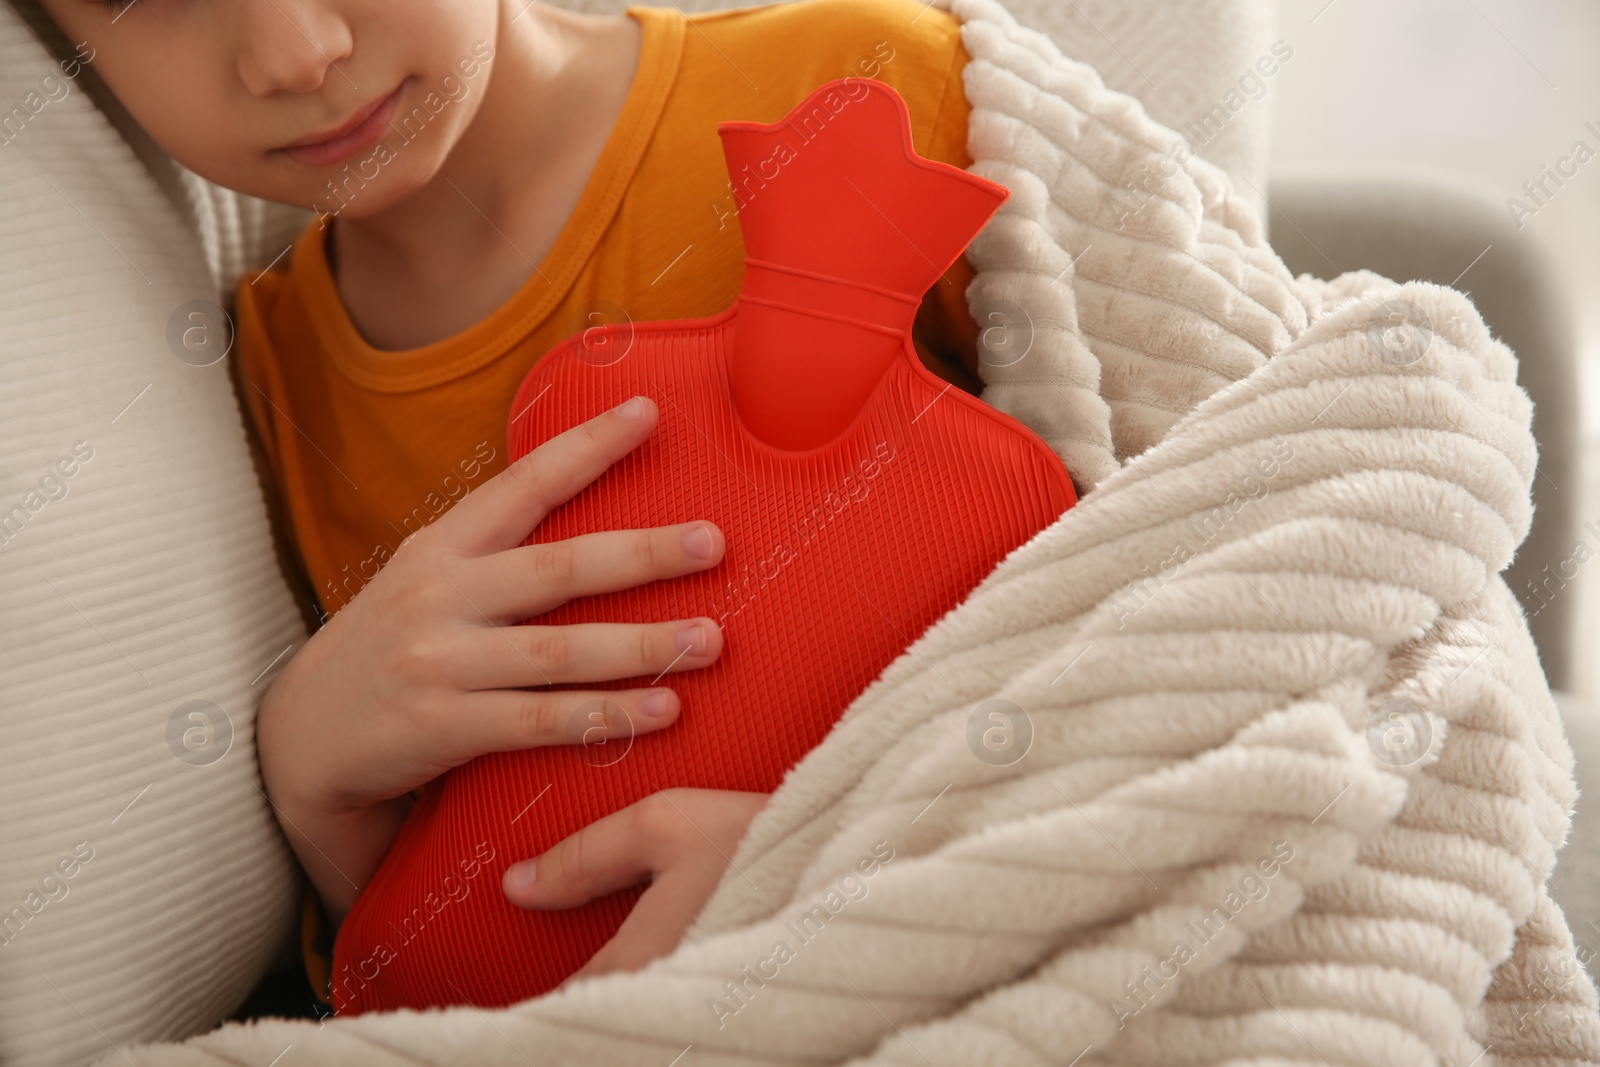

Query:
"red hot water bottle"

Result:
[[332, 77, 1077, 1014]]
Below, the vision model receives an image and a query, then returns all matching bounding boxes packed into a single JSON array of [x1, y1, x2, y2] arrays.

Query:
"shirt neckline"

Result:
[[298, 5, 687, 394]]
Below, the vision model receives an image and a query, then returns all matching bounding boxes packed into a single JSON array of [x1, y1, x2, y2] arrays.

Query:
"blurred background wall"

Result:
[[1267, 0, 1600, 700]]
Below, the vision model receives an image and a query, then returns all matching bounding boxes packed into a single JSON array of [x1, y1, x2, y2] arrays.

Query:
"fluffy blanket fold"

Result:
[[95, 0, 1599, 1062]]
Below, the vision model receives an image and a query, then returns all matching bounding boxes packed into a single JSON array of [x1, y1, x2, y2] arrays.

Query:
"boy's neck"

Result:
[[331, 2, 643, 279]]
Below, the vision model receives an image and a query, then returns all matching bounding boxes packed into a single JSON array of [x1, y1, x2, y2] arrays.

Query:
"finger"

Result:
[[461, 617, 723, 689], [457, 685, 680, 757], [562, 867, 722, 982], [503, 800, 664, 910], [428, 395, 659, 556], [462, 522, 726, 621]]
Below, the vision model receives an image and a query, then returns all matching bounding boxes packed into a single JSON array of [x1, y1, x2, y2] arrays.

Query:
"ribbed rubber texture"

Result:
[[332, 313, 1075, 1013]]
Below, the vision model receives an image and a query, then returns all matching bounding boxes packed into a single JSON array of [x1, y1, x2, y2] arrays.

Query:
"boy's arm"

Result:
[[265, 779, 415, 928], [248, 400, 728, 943]]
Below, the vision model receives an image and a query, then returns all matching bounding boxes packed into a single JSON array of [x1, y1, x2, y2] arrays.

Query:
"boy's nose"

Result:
[[234, 0, 355, 98]]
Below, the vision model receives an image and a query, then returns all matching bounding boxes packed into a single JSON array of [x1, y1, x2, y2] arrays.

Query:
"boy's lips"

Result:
[[275, 80, 407, 167]]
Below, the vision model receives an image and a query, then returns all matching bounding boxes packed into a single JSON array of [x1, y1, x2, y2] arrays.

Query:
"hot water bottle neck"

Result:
[[332, 77, 1076, 1015], [718, 78, 1014, 449]]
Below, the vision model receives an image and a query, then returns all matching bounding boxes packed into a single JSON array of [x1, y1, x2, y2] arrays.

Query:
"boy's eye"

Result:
[[101, 0, 137, 11]]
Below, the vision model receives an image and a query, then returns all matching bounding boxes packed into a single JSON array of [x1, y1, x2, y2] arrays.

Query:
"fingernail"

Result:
[[615, 396, 647, 421], [504, 861, 537, 893], [676, 623, 707, 655], [683, 523, 715, 561], [641, 690, 676, 718]]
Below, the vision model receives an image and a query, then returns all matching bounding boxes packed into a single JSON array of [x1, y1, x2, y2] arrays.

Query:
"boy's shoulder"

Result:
[[677, 0, 966, 82], [685, 0, 959, 35]]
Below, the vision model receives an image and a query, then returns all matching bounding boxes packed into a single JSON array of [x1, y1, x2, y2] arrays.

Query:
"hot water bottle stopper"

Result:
[[331, 76, 1076, 1014]]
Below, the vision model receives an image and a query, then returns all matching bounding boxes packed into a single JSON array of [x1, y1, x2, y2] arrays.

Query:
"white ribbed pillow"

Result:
[[0, 5, 312, 1065]]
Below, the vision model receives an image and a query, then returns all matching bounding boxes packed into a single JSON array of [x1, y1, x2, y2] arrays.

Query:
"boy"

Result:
[[36, 0, 983, 1010]]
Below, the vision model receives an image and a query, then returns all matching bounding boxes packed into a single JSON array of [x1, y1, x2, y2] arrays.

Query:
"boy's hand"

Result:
[[257, 396, 727, 925], [503, 788, 769, 979]]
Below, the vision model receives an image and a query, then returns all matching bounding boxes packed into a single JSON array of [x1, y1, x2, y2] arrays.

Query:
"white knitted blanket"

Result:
[[94, 0, 1600, 1063]]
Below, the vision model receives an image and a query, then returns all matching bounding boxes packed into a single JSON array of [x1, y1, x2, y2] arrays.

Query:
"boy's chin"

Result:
[[290, 168, 435, 221], [233, 141, 445, 219]]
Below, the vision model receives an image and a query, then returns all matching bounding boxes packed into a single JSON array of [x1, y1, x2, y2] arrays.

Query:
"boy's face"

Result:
[[39, 0, 500, 215]]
